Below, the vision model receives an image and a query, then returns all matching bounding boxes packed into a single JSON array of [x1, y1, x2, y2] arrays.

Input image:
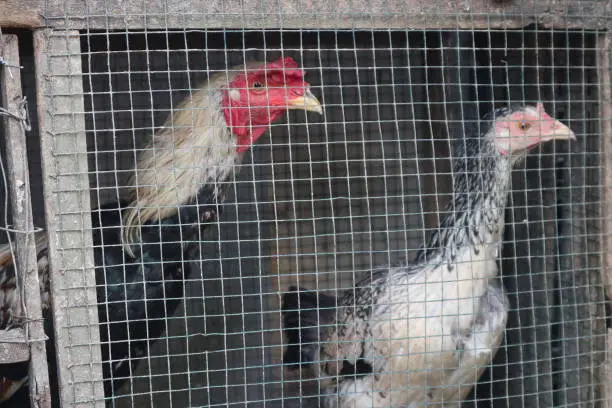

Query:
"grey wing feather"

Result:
[[320, 270, 388, 375], [432, 280, 509, 406]]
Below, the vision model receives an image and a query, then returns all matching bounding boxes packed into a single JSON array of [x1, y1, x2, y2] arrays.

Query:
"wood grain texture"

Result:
[[598, 33, 612, 408], [0, 0, 44, 27], [6, 0, 611, 30], [33, 29, 105, 408], [0, 328, 29, 364], [1, 33, 51, 407], [599, 35, 612, 301]]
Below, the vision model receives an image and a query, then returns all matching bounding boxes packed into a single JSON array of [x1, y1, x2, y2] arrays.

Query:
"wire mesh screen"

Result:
[[4, 17, 608, 408]]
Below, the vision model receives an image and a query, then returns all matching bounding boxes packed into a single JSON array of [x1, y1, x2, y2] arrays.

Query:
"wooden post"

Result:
[[0, 328, 29, 363], [599, 35, 612, 300], [33, 29, 105, 407], [606, 329, 612, 408], [598, 33, 612, 408], [1, 33, 51, 408], [7, 0, 611, 30]]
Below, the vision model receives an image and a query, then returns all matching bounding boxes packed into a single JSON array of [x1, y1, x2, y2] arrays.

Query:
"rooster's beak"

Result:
[[549, 120, 577, 142], [287, 89, 323, 115]]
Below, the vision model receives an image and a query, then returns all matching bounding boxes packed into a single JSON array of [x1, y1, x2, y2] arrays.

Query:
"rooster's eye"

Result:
[[518, 122, 531, 131], [252, 82, 264, 89]]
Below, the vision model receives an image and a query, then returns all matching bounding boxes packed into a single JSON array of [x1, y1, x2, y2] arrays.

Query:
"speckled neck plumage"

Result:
[[415, 136, 512, 268]]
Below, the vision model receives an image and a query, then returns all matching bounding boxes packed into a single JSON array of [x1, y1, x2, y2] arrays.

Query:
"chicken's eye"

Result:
[[252, 82, 264, 90], [518, 122, 531, 131]]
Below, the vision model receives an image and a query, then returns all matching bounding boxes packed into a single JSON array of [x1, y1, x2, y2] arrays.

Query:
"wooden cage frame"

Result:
[[0, 1, 610, 406]]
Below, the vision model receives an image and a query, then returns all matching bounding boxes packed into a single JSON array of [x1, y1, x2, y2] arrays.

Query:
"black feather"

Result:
[[93, 185, 221, 397], [338, 358, 373, 377], [281, 286, 336, 369], [0, 184, 224, 405]]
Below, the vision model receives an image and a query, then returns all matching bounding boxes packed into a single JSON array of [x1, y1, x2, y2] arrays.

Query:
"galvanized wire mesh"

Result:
[[0, 4, 609, 408]]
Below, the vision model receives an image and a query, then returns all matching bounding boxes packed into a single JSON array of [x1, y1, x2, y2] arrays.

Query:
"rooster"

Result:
[[282, 103, 575, 407], [0, 56, 322, 405]]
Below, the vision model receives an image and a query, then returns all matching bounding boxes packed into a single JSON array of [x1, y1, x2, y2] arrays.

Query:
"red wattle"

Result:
[[223, 102, 286, 153]]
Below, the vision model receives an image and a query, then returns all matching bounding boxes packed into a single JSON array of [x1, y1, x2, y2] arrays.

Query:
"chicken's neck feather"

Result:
[[415, 137, 512, 269], [121, 83, 240, 254]]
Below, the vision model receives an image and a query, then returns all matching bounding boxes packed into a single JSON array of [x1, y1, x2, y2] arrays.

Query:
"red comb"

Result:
[[535, 102, 553, 120], [267, 56, 299, 69], [259, 56, 304, 77]]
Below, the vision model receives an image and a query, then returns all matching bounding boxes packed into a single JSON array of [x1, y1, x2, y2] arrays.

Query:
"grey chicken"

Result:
[[282, 103, 576, 407]]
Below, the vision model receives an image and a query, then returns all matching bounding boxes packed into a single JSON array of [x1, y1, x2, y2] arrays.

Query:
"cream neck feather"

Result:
[[121, 72, 242, 255]]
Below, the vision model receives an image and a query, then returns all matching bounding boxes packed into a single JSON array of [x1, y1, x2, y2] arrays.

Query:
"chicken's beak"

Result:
[[287, 89, 323, 114], [548, 120, 577, 142]]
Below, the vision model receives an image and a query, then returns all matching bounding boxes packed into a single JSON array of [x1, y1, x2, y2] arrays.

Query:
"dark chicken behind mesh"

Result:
[[0, 56, 322, 405]]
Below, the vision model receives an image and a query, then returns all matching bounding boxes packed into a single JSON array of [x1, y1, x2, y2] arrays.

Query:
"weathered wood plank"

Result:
[[598, 33, 612, 408], [554, 106, 605, 407], [0, 0, 44, 28], [1, 33, 51, 408], [0, 328, 29, 364], [606, 329, 612, 408], [5, 0, 611, 30], [600, 35, 612, 301], [33, 29, 105, 408], [556, 35, 606, 407]]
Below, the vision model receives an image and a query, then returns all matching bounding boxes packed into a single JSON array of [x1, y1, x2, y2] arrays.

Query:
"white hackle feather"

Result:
[[120, 70, 244, 256]]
